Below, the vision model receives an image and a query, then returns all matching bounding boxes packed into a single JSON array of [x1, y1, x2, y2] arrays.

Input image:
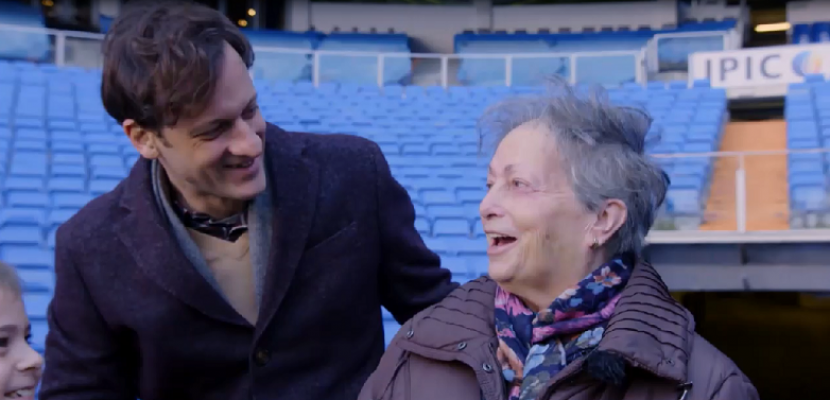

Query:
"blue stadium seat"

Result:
[[786, 81, 830, 227], [0, 2, 51, 62], [454, 21, 733, 86], [0, 59, 739, 358]]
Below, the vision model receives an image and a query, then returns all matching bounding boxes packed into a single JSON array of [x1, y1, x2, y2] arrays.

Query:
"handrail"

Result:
[[652, 147, 830, 158], [0, 22, 732, 88], [4, 23, 823, 237]]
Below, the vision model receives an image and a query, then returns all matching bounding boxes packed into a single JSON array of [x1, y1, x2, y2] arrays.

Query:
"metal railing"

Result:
[[651, 148, 830, 236], [0, 22, 735, 88], [645, 30, 737, 74]]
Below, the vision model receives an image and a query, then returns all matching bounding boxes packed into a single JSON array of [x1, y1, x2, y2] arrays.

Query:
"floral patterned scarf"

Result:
[[494, 257, 632, 400]]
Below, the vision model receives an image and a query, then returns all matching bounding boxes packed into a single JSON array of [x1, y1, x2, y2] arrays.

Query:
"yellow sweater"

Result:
[[188, 229, 259, 325]]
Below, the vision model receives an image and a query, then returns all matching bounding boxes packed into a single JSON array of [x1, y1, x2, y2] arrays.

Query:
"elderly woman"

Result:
[[358, 84, 758, 400]]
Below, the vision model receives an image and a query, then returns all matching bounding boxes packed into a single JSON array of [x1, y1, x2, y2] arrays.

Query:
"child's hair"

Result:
[[0, 261, 22, 297]]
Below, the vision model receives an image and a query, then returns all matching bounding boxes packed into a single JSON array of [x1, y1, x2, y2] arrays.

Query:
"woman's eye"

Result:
[[0, 338, 8, 347]]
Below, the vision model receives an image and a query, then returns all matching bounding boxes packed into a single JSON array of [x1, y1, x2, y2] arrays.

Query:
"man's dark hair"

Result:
[[101, 1, 255, 133]]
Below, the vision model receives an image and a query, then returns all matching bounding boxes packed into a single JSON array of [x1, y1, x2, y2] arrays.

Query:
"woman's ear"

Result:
[[591, 199, 627, 247]]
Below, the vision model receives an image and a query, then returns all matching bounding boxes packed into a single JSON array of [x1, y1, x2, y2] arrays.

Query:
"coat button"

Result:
[[405, 329, 414, 338], [254, 348, 271, 366], [456, 342, 467, 350], [482, 363, 493, 372]]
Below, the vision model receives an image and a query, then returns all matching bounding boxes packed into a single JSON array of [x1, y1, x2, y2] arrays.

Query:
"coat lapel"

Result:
[[114, 158, 247, 326], [255, 125, 320, 337]]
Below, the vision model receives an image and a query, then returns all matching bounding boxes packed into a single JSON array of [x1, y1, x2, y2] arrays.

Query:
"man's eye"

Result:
[[242, 106, 259, 119]]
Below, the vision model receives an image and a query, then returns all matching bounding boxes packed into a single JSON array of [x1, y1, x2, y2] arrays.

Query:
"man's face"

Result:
[[126, 42, 267, 210]]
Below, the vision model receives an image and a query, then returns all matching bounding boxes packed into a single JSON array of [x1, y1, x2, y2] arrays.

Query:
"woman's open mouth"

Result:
[[4, 387, 35, 399], [486, 233, 517, 255]]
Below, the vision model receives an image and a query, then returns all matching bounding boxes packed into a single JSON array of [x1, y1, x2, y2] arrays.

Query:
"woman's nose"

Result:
[[479, 191, 503, 220]]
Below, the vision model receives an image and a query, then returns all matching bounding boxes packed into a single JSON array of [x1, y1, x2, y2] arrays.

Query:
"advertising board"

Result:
[[688, 43, 830, 98]]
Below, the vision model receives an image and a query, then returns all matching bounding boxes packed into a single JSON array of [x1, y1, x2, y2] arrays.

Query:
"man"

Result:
[[39, 2, 457, 400]]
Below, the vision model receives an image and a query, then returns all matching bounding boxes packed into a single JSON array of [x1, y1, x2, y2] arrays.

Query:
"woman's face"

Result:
[[481, 122, 596, 301], [0, 290, 42, 400]]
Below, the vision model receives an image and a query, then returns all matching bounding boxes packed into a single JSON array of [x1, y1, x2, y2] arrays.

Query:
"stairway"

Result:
[[700, 120, 790, 231]]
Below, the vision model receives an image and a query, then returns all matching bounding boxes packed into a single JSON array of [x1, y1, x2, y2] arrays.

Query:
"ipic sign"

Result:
[[689, 44, 830, 88]]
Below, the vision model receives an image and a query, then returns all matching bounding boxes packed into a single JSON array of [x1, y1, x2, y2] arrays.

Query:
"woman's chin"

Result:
[[487, 262, 517, 284]]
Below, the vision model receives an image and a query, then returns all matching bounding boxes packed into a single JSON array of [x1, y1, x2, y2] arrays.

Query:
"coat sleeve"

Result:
[[39, 227, 136, 400], [370, 142, 459, 323], [710, 373, 760, 400]]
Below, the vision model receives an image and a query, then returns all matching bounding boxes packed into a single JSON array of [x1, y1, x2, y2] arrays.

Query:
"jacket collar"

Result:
[[402, 262, 694, 383], [114, 124, 320, 335]]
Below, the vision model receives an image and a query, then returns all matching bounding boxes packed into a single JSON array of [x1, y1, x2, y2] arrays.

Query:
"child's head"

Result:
[[0, 262, 43, 399]]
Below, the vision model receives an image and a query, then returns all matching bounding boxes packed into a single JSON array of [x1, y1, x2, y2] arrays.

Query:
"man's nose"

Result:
[[229, 120, 263, 158]]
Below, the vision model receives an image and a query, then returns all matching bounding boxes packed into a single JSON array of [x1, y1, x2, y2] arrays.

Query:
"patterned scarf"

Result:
[[494, 257, 632, 400], [173, 200, 249, 242]]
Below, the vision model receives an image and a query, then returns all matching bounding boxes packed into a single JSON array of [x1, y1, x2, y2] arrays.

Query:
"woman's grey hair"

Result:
[[478, 81, 670, 256], [0, 261, 22, 297]]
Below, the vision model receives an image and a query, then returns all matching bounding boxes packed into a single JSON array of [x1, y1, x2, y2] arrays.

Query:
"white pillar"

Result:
[[250, 0, 262, 29], [98, 0, 121, 17], [473, 0, 492, 32], [285, 0, 311, 32]]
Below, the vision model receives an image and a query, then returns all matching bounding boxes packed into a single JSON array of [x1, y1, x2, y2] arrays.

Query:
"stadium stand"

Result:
[[0, 56, 730, 348], [785, 74, 830, 229], [0, 2, 50, 63], [455, 20, 736, 86], [792, 22, 830, 44], [246, 31, 412, 85]]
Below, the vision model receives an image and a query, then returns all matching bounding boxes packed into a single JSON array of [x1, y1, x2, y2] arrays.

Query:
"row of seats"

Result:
[[242, 31, 413, 86], [0, 1, 51, 62], [454, 21, 734, 86], [1, 10, 735, 89], [786, 78, 830, 228], [792, 22, 830, 44], [1, 59, 732, 354]]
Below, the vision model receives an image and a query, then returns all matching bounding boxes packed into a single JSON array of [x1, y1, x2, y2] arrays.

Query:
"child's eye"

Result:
[[0, 338, 9, 347]]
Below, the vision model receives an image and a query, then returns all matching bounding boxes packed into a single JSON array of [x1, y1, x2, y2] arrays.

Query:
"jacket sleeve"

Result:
[[39, 228, 135, 400], [358, 320, 412, 400], [370, 142, 459, 323], [710, 373, 760, 400]]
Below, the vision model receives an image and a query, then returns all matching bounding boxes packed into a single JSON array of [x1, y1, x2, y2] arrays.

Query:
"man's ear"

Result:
[[123, 119, 160, 159]]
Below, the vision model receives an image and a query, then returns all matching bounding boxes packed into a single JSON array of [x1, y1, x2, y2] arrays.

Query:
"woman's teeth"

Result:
[[487, 234, 516, 246], [227, 160, 253, 169], [5, 388, 33, 398]]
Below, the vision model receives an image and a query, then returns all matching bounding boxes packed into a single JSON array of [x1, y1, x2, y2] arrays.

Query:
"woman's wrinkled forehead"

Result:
[[489, 122, 564, 181]]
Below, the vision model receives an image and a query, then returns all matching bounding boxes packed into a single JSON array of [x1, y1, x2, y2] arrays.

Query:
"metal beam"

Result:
[[656, 264, 830, 292], [645, 239, 830, 291]]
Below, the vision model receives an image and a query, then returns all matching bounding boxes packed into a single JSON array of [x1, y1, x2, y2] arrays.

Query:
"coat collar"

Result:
[[114, 124, 320, 333], [401, 262, 695, 384]]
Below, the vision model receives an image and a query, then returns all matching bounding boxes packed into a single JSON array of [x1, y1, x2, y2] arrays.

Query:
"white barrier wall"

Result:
[[290, 0, 680, 53], [689, 43, 830, 98], [491, 0, 677, 33], [788, 0, 830, 24], [306, 2, 481, 53]]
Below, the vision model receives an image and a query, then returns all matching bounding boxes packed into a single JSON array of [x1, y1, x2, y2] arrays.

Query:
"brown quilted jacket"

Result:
[[359, 262, 759, 400]]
